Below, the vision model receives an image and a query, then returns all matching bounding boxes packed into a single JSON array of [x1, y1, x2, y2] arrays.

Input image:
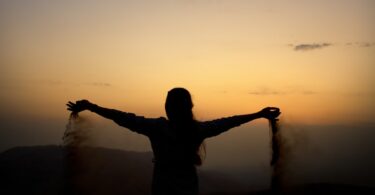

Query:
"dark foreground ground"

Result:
[[0, 145, 373, 195]]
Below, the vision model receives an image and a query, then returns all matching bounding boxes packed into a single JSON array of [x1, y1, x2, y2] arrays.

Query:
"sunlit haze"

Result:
[[1, 0, 374, 189]]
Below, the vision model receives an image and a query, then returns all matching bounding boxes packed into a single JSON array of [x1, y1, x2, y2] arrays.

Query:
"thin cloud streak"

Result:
[[248, 87, 317, 96], [248, 88, 283, 96], [293, 43, 332, 51], [85, 82, 112, 87], [357, 42, 375, 47], [36, 80, 112, 87], [289, 42, 375, 51]]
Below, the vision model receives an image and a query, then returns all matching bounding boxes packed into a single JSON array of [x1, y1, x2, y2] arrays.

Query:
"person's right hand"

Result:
[[259, 107, 281, 120], [66, 100, 91, 115]]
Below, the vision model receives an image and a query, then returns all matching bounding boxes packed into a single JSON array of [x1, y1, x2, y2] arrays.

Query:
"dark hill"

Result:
[[0, 145, 373, 195], [0, 145, 245, 195]]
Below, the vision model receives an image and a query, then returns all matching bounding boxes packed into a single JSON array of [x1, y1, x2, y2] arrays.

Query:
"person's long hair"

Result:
[[165, 88, 205, 165]]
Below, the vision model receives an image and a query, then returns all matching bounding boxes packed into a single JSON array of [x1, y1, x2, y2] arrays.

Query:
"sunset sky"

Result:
[[0, 0, 374, 188]]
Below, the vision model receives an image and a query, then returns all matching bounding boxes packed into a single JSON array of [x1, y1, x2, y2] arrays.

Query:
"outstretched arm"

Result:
[[67, 100, 125, 121], [200, 107, 280, 138], [66, 100, 160, 136]]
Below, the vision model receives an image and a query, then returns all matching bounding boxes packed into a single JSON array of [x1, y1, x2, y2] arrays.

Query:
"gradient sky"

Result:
[[0, 0, 375, 187], [1, 0, 374, 124]]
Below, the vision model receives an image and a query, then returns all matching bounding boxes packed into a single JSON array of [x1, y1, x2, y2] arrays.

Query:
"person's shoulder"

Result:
[[157, 116, 167, 121], [196, 120, 210, 128], [152, 117, 168, 126], [196, 119, 215, 125], [196, 118, 227, 129]]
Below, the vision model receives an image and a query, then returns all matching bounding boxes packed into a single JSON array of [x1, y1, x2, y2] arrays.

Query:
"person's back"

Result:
[[149, 120, 201, 194], [147, 88, 203, 194], [67, 87, 280, 195]]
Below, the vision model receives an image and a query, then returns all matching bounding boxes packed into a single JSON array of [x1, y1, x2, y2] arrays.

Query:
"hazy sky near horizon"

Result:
[[1, 0, 374, 124], [1, 0, 375, 188]]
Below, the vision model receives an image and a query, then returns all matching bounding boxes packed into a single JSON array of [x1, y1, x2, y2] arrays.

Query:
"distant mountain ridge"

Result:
[[0, 145, 373, 195], [0, 145, 246, 195]]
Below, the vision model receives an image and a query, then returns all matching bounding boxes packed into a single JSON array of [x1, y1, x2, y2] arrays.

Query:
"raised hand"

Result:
[[66, 100, 91, 116], [259, 107, 281, 120]]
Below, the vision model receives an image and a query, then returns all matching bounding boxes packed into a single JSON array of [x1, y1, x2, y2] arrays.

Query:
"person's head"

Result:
[[165, 88, 194, 122]]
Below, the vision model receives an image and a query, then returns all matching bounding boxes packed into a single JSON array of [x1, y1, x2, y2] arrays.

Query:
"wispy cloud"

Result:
[[86, 82, 111, 87], [289, 41, 375, 51], [35, 80, 112, 88], [248, 87, 316, 96], [346, 42, 375, 47], [248, 88, 284, 95], [293, 43, 332, 51], [360, 42, 375, 47]]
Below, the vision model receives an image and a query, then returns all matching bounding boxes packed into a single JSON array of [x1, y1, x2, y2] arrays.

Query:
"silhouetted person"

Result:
[[67, 87, 280, 195]]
